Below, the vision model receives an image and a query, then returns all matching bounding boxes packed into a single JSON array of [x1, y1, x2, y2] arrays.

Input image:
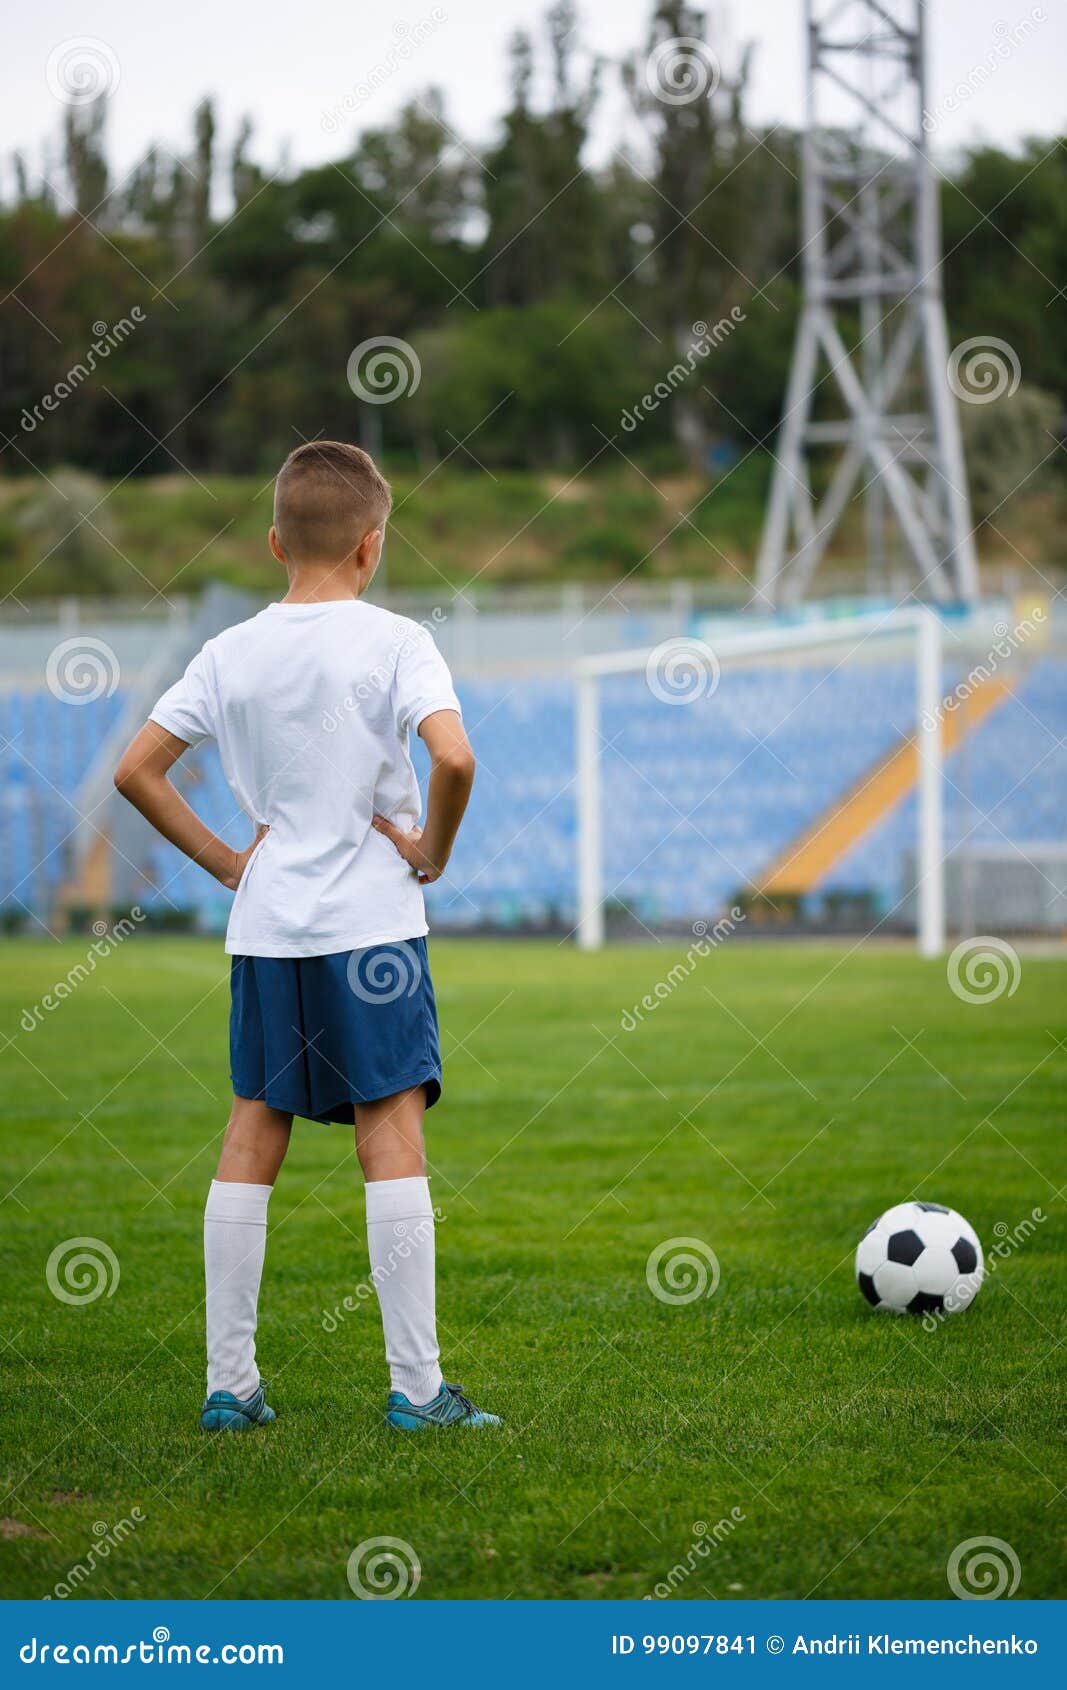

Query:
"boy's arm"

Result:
[[114, 722, 267, 890], [372, 709, 474, 885]]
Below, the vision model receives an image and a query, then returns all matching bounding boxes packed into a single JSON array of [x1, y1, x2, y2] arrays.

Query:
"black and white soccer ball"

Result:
[[855, 1202, 983, 1316]]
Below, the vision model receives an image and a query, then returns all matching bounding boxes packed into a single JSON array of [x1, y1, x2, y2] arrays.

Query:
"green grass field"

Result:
[[0, 937, 1063, 1601]]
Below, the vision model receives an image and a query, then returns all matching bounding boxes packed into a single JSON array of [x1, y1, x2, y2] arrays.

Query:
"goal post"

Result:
[[574, 608, 945, 956]]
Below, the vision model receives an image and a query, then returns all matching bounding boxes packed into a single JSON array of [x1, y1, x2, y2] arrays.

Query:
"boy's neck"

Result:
[[281, 563, 367, 605]]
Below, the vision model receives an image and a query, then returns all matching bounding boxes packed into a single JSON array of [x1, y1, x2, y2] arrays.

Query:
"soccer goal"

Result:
[[574, 608, 947, 955]]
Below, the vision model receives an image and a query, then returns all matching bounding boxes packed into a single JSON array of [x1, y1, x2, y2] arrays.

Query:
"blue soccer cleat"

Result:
[[200, 1381, 276, 1432], [386, 1380, 501, 1431]]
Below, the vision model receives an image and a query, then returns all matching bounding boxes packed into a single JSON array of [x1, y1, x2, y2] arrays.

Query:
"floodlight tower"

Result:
[[756, 0, 978, 605]]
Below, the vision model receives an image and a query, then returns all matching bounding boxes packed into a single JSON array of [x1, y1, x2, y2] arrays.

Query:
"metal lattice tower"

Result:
[[756, 0, 978, 606]]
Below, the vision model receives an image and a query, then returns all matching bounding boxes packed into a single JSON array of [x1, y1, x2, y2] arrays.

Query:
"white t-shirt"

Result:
[[149, 600, 461, 958]]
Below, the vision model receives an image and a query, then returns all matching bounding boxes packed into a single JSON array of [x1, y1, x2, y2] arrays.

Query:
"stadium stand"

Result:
[[2, 611, 1063, 936]]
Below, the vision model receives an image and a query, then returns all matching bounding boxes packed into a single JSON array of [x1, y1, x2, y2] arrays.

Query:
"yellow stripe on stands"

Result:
[[754, 675, 1015, 897]]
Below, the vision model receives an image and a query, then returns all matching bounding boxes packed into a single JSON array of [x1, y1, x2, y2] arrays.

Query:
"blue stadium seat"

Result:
[[2, 658, 1063, 931]]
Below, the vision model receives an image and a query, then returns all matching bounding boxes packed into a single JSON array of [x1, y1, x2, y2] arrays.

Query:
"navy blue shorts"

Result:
[[229, 938, 442, 1124]]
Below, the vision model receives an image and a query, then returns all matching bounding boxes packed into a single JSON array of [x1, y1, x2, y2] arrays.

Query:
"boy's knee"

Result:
[[217, 1096, 293, 1184], [355, 1092, 426, 1180], [227, 1095, 291, 1132], [356, 1135, 426, 1182]]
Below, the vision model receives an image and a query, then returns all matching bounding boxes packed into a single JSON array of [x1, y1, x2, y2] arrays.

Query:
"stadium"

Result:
[[1, 0, 1064, 1618], [4, 583, 1064, 945]]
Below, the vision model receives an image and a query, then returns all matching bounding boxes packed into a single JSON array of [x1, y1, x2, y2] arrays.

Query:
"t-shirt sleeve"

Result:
[[393, 625, 462, 736], [149, 648, 216, 746]]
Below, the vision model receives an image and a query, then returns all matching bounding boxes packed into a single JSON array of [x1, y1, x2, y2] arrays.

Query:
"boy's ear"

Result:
[[357, 527, 383, 569], [268, 525, 287, 565]]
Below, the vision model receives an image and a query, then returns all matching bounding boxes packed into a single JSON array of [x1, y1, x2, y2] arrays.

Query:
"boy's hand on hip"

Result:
[[372, 815, 445, 884], [219, 824, 269, 890]]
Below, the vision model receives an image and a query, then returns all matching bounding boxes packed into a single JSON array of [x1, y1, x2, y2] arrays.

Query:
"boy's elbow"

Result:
[[440, 743, 476, 785], [113, 754, 141, 799]]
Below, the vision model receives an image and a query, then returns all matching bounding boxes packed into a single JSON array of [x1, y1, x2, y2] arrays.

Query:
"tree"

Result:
[[352, 91, 477, 246], [189, 97, 216, 255], [406, 300, 651, 466], [231, 117, 263, 208], [960, 382, 1063, 525], [480, 2, 605, 307], [0, 2, 1059, 514], [943, 140, 1067, 410], [62, 96, 108, 219], [621, 2, 794, 462]]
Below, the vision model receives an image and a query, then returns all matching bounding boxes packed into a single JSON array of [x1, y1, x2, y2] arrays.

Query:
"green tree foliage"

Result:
[[62, 96, 109, 218], [620, 2, 800, 461], [408, 300, 651, 466], [0, 4, 1062, 496], [960, 382, 1063, 525], [942, 139, 1067, 412], [481, 3, 606, 306]]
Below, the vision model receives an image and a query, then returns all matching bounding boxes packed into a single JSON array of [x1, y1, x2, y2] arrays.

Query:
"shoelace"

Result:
[[444, 1381, 476, 1416]]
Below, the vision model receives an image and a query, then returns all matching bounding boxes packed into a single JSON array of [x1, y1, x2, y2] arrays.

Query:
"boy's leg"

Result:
[[356, 1087, 444, 1408], [204, 1096, 292, 1408]]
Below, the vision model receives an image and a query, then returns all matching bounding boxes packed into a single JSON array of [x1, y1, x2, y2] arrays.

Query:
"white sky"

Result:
[[5, 0, 1065, 197]]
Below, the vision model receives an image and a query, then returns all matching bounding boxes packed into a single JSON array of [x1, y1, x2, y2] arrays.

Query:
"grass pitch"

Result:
[[0, 936, 1063, 1600]]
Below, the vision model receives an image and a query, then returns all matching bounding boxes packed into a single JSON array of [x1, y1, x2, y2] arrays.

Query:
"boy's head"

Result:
[[271, 441, 392, 574]]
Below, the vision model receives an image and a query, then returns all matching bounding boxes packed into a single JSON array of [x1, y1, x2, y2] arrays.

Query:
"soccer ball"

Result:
[[855, 1201, 983, 1316]]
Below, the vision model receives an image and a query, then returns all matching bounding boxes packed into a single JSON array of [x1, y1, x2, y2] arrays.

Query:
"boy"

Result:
[[113, 441, 499, 1433]]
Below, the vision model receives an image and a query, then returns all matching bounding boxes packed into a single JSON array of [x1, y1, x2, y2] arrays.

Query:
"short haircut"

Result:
[[273, 441, 392, 565]]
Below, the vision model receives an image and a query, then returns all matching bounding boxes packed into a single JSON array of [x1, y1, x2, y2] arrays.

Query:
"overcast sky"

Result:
[[6, 0, 1064, 197]]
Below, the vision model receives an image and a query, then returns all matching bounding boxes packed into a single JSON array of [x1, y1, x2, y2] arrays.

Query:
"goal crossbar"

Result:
[[574, 608, 944, 954]]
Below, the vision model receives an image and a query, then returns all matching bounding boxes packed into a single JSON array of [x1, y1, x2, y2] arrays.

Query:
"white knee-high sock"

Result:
[[365, 1176, 443, 1406], [204, 1179, 272, 1400]]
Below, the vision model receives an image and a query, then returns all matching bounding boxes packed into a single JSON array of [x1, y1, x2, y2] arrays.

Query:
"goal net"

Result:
[[574, 609, 953, 953]]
